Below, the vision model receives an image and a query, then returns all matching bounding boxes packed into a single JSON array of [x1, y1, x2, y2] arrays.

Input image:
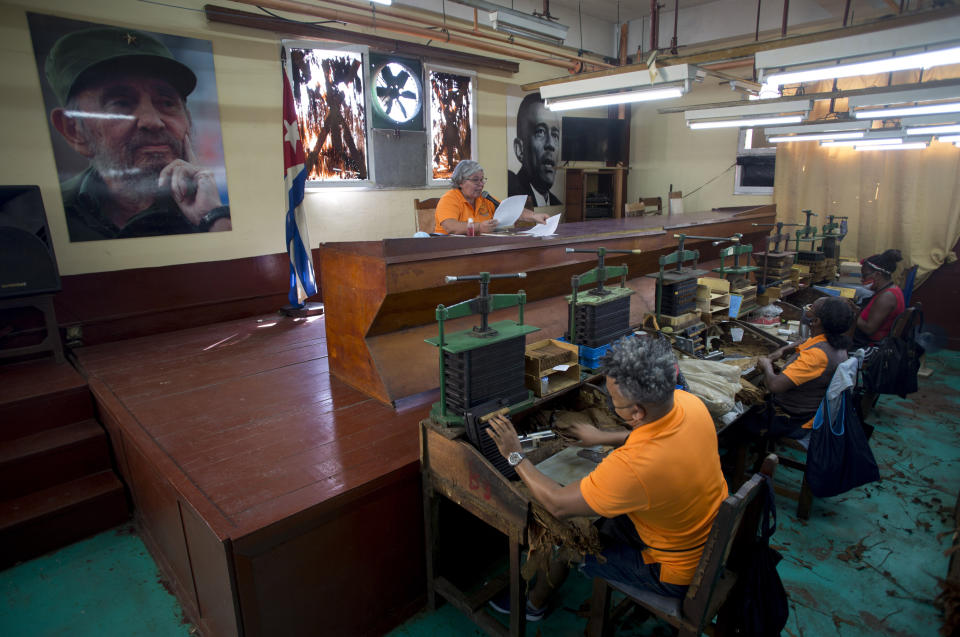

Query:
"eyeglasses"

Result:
[[803, 304, 813, 312], [465, 177, 487, 185]]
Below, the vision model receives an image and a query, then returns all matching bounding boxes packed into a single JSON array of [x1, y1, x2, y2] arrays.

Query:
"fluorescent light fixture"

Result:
[[449, 0, 567, 42], [764, 121, 869, 135], [847, 85, 960, 110], [684, 100, 811, 121], [768, 132, 864, 143], [545, 86, 684, 111], [755, 16, 960, 76], [905, 124, 960, 135], [540, 64, 698, 101], [489, 12, 568, 43], [370, 0, 391, 4], [939, 135, 960, 142], [855, 142, 929, 151], [855, 102, 960, 119], [689, 115, 803, 129], [821, 137, 903, 148], [762, 46, 960, 90]]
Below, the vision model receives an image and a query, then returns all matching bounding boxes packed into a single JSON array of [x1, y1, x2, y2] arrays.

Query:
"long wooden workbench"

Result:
[[319, 206, 776, 404]]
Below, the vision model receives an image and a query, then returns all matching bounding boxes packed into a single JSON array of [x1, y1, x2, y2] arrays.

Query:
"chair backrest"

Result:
[[890, 304, 921, 341], [414, 197, 441, 233], [640, 197, 663, 215], [902, 265, 918, 306], [624, 198, 663, 217], [681, 454, 778, 631]]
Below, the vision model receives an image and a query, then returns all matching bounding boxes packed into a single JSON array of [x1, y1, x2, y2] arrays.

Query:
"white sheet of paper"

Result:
[[518, 213, 561, 237], [493, 195, 527, 228], [552, 364, 571, 372]]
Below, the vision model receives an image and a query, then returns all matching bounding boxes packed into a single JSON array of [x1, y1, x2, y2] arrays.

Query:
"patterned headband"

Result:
[[864, 259, 891, 275]]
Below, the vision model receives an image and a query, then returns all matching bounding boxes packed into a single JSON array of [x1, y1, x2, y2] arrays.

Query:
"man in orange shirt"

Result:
[[755, 296, 855, 438], [486, 335, 728, 619]]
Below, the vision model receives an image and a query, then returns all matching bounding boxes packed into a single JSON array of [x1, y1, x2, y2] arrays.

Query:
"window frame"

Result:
[[283, 39, 376, 190], [424, 62, 478, 188], [734, 128, 776, 196]]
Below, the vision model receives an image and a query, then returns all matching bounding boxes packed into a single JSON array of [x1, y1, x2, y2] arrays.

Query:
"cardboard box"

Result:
[[658, 312, 699, 328], [525, 339, 578, 376], [697, 276, 730, 293], [821, 285, 856, 299], [524, 339, 581, 397], [839, 261, 862, 277]]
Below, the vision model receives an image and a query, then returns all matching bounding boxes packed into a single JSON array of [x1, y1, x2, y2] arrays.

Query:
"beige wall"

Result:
[[1, 0, 564, 275], [1, 0, 766, 277], [628, 81, 773, 213]]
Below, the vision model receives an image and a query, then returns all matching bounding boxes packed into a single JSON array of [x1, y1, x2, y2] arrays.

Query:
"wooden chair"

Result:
[[624, 197, 663, 217], [414, 197, 441, 234], [890, 304, 921, 340], [587, 454, 778, 637]]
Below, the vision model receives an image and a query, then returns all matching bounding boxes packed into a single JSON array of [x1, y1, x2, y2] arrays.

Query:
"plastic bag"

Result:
[[806, 390, 880, 498], [677, 359, 743, 416]]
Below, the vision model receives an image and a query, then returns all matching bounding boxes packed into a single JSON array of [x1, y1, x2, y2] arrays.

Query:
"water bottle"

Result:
[[466, 217, 476, 236]]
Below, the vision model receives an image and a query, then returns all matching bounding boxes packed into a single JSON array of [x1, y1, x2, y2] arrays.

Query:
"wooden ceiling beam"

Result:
[[205, 4, 521, 73]]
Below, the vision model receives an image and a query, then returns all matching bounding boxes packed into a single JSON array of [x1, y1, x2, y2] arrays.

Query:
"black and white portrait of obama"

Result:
[[28, 14, 230, 241], [507, 92, 562, 208]]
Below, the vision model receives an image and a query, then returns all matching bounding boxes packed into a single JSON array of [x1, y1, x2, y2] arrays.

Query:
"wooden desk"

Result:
[[419, 382, 605, 637], [319, 206, 776, 404]]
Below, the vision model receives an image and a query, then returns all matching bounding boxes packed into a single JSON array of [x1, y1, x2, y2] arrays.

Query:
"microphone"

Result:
[[481, 191, 501, 207]]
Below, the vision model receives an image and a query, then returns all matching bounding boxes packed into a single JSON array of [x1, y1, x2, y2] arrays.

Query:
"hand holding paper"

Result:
[[492, 195, 527, 228], [518, 213, 561, 237]]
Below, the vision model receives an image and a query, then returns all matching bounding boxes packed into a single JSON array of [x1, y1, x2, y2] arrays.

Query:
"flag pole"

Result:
[[279, 49, 322, 318]]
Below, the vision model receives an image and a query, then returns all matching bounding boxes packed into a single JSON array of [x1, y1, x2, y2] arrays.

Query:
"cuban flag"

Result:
[[283, 71, 318, 307]]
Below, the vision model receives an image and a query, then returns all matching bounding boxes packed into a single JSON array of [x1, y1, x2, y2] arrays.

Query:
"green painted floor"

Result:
[[2, 351, 957, 637], [0, 523, 192, 637]]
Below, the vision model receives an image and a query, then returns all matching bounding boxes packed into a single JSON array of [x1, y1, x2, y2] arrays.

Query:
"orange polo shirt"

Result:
[[780, 333, 830, 429], [434, 188, 496, 234], [579, 390, 728, 585]]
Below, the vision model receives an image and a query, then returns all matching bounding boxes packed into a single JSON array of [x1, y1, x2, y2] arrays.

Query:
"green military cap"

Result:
[[45, 27, 197, 104]]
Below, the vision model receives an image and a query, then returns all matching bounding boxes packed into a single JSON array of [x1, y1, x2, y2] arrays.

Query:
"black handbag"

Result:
[[860, 309, 924, 398], [805, 390, 880, 498], [727, 477, 789, 637]]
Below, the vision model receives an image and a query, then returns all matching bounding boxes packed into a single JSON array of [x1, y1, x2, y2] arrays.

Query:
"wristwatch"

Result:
[[197, 206, 231, 232], [507, 451, 525, 467]]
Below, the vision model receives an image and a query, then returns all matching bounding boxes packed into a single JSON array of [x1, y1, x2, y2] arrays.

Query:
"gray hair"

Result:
[[600, 334, 678, 405], [450, 160, 483, 186]]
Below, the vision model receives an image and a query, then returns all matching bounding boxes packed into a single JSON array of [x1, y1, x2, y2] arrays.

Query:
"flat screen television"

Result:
[[560, 117, 628, 164]]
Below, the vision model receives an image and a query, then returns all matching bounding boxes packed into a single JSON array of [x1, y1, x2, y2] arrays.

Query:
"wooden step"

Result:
[[0, 359, 93, 441], [0, 420, 111, 500], [0, 471, 128, 569]]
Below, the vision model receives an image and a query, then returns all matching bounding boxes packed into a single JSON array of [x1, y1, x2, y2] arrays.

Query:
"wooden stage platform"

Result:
[[72, 313, 430, 637]]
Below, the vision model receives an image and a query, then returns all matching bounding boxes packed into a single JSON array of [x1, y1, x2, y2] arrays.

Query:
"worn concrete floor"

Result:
[[1, 352, 956, 637], [389, 350, 960, 637]]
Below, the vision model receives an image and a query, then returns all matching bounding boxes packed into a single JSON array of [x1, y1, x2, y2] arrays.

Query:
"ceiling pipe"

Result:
[[526, 4, 959, 93], [226, 0, 612, 72], [670, 0, 679, 55], [650, 0, 660, 52], [702, 58, 755, 71], [781, 0, 790, 37], [755, 0, 762, 41]]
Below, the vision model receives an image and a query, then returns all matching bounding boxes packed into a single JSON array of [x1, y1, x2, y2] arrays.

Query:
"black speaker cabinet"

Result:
[[0, 186, 61, 299]]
